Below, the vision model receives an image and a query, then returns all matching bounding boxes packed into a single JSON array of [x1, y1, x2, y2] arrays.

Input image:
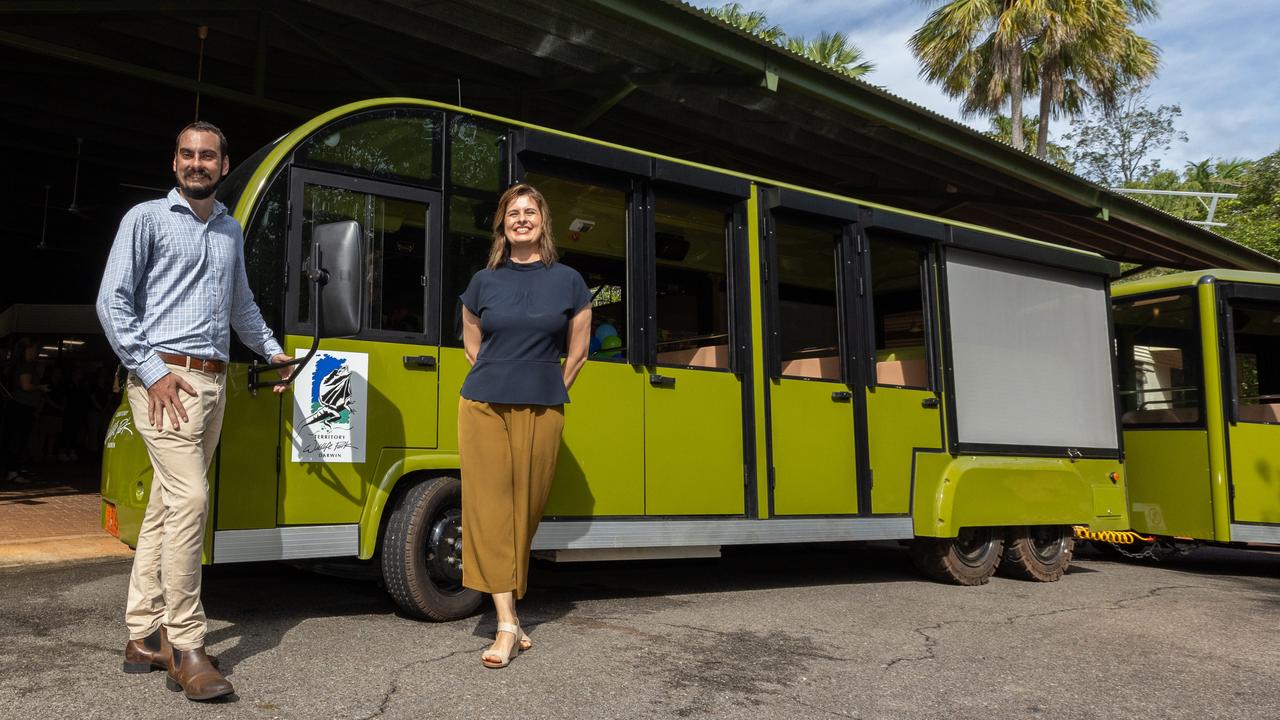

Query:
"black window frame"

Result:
[[648, 181, 747, 374], [290, 107, 445, 189], [284, 167, 442, 346], [861, 222, 940, 393], [228, 164, 290, 363], [516, 158, 640, 365], [938, 226, 1123, 460], [1112, 287, 1207, 431], [1220, 282, 1280, 426], [760, 189, 857, 385], [439, 114, 510, 350]]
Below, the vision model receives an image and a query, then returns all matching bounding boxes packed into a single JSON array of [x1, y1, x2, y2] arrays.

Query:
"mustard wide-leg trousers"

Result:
[[458, 397, 564, 598]]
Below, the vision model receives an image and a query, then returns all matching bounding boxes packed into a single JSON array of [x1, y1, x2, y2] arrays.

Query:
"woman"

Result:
[[458, 183, 592, 668]]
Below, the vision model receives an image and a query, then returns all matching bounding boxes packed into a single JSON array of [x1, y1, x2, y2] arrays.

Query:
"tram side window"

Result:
[[1113, 293, 1202, 425], [653, 192, 731, 370], [295, 187, 428, 337], [1230, 301, 1280, 424], [775, 217, 841, 381], [442, 117, 505, 348], [294, 108, 443, 186], [366, 197, 427, 334], [868, 235, 929, 388], [526, 170, 629, 362], [230, 171, 286, 362]]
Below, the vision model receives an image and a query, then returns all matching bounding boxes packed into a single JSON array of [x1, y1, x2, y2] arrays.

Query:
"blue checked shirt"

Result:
[[96, 188, 284, 388]]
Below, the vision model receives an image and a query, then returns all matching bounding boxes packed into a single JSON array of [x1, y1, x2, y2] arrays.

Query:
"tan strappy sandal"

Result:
[[481, 622, 522, 669]]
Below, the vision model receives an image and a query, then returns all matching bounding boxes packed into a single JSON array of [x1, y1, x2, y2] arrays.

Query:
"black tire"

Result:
[[910, 527, 1004, 585], [999, 526, 1075, 582], [380, 476, 481, 621]]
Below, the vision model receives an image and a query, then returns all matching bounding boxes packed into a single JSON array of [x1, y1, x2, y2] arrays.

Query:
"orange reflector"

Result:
[[104, 502, 119, 538], [1108, 472, 1120, 483]]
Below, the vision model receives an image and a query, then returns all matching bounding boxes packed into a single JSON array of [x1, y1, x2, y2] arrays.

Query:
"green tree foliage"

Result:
[[1218, 149, 1280, 259], [703, 2, 784, 42], [1115, 152, 1278, 261], [786, 31, 875, 78], [911, 0, 1038, 151], [1062, 82, 1186, 185], [701, 3, 873, 78], [911, 1, 1159, 159], [987, 115, 1072, 169], [1026, 0, 1159, 158]]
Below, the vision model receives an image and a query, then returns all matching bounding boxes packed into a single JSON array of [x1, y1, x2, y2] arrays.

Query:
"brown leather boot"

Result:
[[122, 627, 219, 674], [122, 627, 167, 674], [165, 647, 233, 701]]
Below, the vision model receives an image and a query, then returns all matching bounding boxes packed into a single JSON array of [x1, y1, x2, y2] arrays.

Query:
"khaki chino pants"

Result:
[[124, 364, 227, 650], [458, 398, 564, 599]]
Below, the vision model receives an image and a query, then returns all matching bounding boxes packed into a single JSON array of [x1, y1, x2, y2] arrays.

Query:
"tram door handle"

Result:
[[831, 391, 852, 402], [649, 374, 676, 388], [403, 355, 437, 370], [921, 397, 940, 409]]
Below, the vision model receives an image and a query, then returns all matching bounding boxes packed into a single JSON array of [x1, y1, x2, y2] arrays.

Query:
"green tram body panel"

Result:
[[98, 97, 1130, 563], [769, 377, 859, 516], [1114, 270, 1280, 543]]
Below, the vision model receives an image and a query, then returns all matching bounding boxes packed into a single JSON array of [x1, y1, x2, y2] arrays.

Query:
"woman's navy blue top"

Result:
[[459, 259, 592, 406]]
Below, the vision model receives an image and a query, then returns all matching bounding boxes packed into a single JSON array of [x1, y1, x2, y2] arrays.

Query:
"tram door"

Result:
[[278, 169, 441, 525], [861, 224, 944, 515], [1222, 290, 1280, 530], [764, 200, 862, 515], [644, 185, 748, 516]]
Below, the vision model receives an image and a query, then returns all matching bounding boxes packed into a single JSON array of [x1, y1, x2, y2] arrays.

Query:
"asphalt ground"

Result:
[[0, 542, 1275, 720]]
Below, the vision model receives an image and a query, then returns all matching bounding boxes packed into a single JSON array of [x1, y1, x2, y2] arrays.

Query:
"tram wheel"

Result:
[[910, 527, 1004, 585], [381, 475, 481, 621], [999, 526, 1075, 582]]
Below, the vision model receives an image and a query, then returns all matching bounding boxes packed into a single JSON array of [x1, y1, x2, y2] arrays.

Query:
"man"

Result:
[[96, 121, 291, 701]]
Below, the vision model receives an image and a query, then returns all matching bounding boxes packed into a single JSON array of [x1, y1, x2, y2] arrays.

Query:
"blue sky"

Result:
[[750, 0, 1280, 173]]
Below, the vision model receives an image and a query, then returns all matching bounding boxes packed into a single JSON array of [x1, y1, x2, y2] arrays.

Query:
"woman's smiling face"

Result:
[[504, 194, 543, 250]]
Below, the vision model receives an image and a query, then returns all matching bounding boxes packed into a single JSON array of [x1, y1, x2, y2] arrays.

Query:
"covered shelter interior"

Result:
[[3, 0, 1277, 312]]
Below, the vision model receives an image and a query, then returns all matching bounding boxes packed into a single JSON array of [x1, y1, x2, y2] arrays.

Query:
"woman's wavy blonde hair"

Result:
[[487, 183, 558, 269]]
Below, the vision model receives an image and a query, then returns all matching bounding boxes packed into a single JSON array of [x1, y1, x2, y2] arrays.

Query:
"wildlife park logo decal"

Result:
[[291, 349, 368, 463]]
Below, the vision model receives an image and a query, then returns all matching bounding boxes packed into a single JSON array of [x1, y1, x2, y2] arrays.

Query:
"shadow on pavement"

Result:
[[187, 541, 928, 658], [201, 561, 396, 673], [1075, 542, 1280, 581]]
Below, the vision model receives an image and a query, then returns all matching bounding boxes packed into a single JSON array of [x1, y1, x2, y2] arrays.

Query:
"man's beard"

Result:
[[177, 169, 221, 200]]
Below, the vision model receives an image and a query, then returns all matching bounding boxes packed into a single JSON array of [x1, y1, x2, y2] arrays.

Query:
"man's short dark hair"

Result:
[[176, 121, 228, 157]]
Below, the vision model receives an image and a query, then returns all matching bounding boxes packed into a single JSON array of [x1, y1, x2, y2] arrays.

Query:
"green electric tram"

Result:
[[1113, 271, 1280, 549], [101, 99, 1130, 620]]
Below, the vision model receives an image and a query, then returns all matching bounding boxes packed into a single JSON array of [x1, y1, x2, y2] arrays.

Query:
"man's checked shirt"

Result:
[[96, 188, 283, 388]]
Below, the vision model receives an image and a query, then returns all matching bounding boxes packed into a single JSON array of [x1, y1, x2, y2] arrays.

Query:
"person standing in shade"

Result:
[[97, 121, 292, 701], [458, 183, 592, 668], [3, 338, 46, 483]]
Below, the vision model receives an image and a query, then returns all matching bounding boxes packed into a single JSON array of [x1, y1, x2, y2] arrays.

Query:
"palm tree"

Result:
[[701, 4, 874, 78], [911, 1, 1042, 151], [787, 31, 875, 78], [704, 2, 785, 43], [1182, 158, 1215, 192], [987, 115, 1071, 168], [912, 1, 1160, 158], [1028, 0, 1159, 158], [1211, 158, 1251, 190]]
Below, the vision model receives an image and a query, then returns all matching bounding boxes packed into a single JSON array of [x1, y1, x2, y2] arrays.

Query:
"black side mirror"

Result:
[[314, 220, 362, 339], [248, 220, 365, 392]]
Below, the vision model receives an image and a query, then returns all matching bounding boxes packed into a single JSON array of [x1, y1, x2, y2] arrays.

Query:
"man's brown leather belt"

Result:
[[156, 352, 227, 374]]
